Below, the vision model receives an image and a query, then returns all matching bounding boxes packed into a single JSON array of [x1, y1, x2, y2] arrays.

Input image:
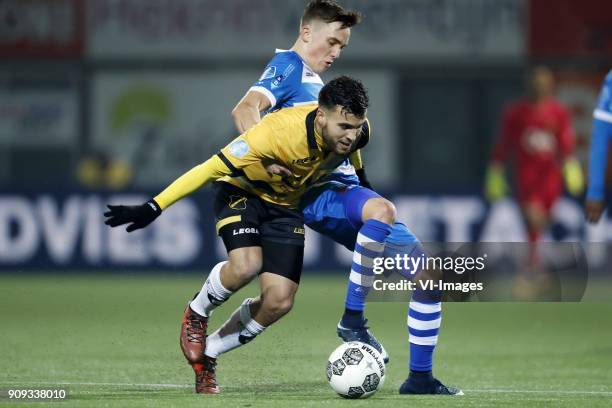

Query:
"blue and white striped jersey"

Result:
[[587, 69, 612, 200], [250, 49, 359, 185], [594, 70, 612, 123], [250, 49, 323, 113]]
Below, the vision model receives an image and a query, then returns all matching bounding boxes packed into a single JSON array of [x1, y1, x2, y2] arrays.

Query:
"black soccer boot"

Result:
[[399, 371, 463, 395], [337, 319, 389, 364]]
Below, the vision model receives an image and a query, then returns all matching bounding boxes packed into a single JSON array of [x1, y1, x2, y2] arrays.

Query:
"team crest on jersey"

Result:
[[228, 195, 247, 210], [259, 66, 276, 81], [229, 140, 249, 158]]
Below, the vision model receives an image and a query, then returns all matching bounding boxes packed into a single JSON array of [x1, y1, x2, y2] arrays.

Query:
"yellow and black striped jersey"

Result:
[[217, 105, 370, 208], [154, 105, 370, 210]]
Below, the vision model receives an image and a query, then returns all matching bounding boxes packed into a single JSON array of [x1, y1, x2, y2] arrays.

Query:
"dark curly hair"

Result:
[[318, 76, 369, 118], [302, 0, 363, 28]]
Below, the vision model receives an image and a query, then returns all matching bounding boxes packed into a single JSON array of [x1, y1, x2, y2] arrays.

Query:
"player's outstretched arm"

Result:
[[231, 91, 272, 133], [585, 116, 612, 223], [104, 155, 232, 232]]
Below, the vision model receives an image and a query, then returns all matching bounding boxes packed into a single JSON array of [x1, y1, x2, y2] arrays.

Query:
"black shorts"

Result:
[[213, 182, 305, 283]]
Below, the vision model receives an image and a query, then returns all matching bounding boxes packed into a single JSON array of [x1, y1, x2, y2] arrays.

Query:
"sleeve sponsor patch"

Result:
[[229, 139, 249, 158], [259, 66, 277, 81]]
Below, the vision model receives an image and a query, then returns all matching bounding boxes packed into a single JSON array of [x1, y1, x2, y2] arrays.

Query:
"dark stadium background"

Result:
[[1, 0, 610, 273], [1, 2, 611, 406]]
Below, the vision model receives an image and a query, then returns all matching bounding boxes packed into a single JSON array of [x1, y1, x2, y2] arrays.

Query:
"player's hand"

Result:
[[563, 158, 584, 196], [104, 199, 161, 232], [484, 164, 508, 202], [585, 199, 605, 223], [265, 163, 293, 178]]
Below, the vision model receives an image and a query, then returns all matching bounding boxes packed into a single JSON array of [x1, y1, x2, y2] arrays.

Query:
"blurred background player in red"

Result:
[[485, 66, 584, 292]]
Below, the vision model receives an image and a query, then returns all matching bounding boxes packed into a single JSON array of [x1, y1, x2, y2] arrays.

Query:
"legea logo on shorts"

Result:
[[233, 227, 259, 235]]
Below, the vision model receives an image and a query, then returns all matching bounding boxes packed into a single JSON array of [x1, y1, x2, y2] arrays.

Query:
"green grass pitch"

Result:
[[1, 273, 611, 407]]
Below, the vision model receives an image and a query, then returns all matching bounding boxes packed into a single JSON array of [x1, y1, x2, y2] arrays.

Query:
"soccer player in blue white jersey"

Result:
[[180, 0, 461, 395], [585, 69, 612, 223]]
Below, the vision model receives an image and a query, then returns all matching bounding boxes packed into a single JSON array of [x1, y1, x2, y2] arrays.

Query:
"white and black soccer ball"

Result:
[[326, 341, 386, 399]]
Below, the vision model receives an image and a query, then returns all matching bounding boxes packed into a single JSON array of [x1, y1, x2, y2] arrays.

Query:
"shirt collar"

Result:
[[305, 108, 322, 151], [276, 48, 317, 74]]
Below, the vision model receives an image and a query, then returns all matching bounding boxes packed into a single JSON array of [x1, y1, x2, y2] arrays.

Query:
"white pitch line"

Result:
[[1, 381, 612, 396], [464, 388, 612, 396], [0, 381, 189, 389]]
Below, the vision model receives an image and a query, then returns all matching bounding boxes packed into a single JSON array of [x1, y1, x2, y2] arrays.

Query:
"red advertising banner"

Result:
[[0, 0, 84, 57], [529, 0, 612, 57]]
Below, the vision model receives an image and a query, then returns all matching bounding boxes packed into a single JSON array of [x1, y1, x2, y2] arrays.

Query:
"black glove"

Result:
[[356, 168, 373, 191], [104, 199, 161, 232]]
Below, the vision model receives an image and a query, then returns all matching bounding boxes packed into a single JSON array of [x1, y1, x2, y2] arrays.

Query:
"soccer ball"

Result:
[[326, 341, 386, 398]]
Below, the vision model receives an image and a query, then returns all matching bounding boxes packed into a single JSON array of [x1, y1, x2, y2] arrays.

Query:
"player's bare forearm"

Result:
[[232, 91, 271, 133], [232, 104, 262, 134]]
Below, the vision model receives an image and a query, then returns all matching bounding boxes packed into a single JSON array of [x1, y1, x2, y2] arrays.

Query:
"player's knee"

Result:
[[262, 291, 295, 319], [269, 297, 294, 318], [363, 198, 396, 225]]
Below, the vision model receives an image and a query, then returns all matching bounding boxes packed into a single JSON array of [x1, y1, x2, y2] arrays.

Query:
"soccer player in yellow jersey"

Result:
[[104, 77, 398, 393]]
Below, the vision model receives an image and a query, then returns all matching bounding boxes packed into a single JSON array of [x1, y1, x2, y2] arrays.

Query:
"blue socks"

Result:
[[341, 219, 391, 329], [408, 289, 442, 372]]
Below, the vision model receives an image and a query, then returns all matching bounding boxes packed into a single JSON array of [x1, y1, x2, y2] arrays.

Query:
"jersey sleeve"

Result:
[[154, 155, 231, 210], [587, 119, 612, 200], [349, 150, 363, 170], [594, 70, 612, 123], [350, 119, 373, 168], [249, 53, 298, 110], [218, 121, 278, 173], [354, 119, 371, 150], [587, 72, 612, 200]]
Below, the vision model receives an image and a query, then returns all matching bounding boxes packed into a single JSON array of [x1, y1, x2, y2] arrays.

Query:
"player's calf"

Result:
[[205, 273, 297, 360], [251, 272, 297, 326], [188, 248, 261, 323], [339, 193, 396, 363]]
